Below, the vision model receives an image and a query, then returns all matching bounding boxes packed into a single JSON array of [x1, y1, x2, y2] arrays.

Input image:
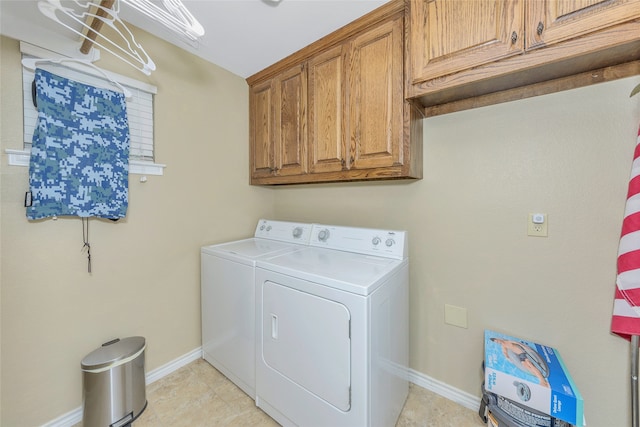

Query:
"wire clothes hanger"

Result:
[[120, 0, 205, 42], [21, 57, 132, 98], [37, 0, 156, 76]]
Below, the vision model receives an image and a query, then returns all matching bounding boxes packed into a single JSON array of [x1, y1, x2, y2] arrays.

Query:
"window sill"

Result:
[[5, 149, 165, 176]]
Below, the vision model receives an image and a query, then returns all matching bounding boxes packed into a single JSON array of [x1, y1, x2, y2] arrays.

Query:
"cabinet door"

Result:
[[409, 0, 524, 83], [249, 80, 276, 180], [308, 45, 346, 174], [527, 0, 640, 50], [250, 65, 307, 182], [347, 15, 403, 170], [274, 65, 307, 176]]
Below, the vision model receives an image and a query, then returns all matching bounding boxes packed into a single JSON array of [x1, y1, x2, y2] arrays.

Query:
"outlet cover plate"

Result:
[[444, 304, 468, 328], [527, 213, 548, 237]]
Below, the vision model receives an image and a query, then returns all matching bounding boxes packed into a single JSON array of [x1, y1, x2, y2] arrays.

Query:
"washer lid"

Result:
[[201, 238, 303, 260], [81, 336, 146, 370]]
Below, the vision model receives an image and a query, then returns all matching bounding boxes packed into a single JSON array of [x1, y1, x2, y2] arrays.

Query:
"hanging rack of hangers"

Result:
[[36, 0, 205, 76], [38, 0, 156, 75], [21, 56, 132, 98]]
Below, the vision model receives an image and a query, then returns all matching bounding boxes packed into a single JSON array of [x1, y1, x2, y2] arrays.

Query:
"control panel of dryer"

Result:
[[254, 219, 313, 244], [310, 224, 407, 260]]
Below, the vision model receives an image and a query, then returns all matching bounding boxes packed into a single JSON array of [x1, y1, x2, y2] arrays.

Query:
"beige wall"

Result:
[[0, 30, 274, 426], [273, 77, 640, 427], [2, 20, 640, 427]]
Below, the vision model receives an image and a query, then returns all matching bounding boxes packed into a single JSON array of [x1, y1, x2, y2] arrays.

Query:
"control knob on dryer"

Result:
[[385, 238, 395, 247], [372, 237, 381, 246], [318, 229, 330, 242], [293, 227, 303, 238]]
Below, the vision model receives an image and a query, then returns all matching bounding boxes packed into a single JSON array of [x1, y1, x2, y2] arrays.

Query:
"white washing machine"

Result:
[[255, 223, 409, 427], [201, 219, 312, 398]]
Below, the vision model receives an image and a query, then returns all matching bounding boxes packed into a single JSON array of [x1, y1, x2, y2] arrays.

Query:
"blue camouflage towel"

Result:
[[27, 68, 130, 220]]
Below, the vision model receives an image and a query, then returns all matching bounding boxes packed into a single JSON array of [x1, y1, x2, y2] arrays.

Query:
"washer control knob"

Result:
[[266, 225, 272, 231], [385, 238, 395, 247], [293, 227, 303, 238], [260, 225, 265, 231], [372, 237, 381, 246], [318, 229, 330, 242]]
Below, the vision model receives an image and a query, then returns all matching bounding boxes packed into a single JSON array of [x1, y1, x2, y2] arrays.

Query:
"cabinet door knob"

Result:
[[511, 31, 518, 44], [537, 22, 544, 36]]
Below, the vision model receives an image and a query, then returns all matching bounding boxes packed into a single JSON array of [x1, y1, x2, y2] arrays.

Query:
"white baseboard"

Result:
[[145, 347, 202, 385], [41, 408, 82, 427], [408, 368, 482, 413], [42, 347, 203, 427], [43, 349, 479, 427]]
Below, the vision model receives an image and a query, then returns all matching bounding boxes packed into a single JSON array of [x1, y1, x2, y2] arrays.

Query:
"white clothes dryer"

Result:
[[201, 219, 312, 398], [255, 224, 409, 427]]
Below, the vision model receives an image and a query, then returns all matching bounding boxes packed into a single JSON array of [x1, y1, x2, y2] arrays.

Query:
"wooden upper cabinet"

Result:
[[409, 0, 524, 83], [308, 45, 346, 174], [348, 16, 404, 170], [308, 16, 404, 174], [249, 64, 307, 183], [248, 0, 422, 184], [407, 0, 640, 109], [527, 0, 640, 50]]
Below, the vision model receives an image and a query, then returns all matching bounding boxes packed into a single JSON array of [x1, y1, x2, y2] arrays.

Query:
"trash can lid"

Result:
[[81, 336, 146, 371]]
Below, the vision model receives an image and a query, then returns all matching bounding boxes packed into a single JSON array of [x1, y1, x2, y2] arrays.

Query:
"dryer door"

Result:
[[262, 281, 351, 411]]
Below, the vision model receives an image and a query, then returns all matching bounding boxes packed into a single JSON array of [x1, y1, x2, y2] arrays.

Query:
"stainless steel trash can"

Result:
[[81, 337, 147, 427]]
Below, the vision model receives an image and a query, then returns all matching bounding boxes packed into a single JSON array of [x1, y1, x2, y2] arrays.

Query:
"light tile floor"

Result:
[[77, 359, 487, 426]]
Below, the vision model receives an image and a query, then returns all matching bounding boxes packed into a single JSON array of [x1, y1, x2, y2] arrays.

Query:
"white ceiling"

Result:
[[0, 0, 389, 78]]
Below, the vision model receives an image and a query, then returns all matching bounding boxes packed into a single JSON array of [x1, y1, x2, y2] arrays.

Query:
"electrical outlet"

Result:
[[527, 213, 548, 237]]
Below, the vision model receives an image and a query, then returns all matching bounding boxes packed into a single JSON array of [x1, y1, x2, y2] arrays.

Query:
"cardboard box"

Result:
[[484, 330, 584, 426]]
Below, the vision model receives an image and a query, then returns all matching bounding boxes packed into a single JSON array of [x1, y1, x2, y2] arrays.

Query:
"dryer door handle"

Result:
[[271, 314, 278, 340]]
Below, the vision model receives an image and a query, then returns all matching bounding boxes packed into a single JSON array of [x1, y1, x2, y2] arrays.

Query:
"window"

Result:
[[9, 42, 164, 175]]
